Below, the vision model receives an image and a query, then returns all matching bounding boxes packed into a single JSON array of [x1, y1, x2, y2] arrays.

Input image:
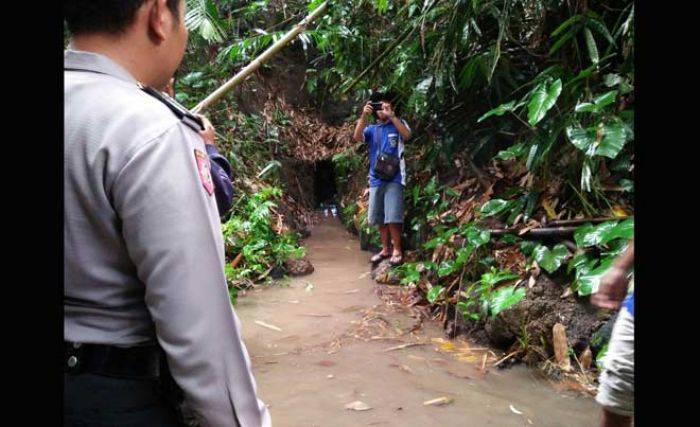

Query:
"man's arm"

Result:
[[112, 124, 270, 427], [591, 239, 634, 310], [382, 103, 411, 141], [197, 114, 234, 218], [353, 102, 374, 142]]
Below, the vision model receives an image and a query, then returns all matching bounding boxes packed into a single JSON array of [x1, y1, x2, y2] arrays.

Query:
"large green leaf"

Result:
[[480, 199, 511, 217], [599, 218, 634, 244], [575, 91, 618, 113], [489, 286, 526, 315], [533, 244, 570, 273], [527, 79, 562, 126], [427, 285, 444, 303], [574, 219, 633, 248], [574, 222, 617, 247], [596, 122, 629, 158], [577, 257, 615, 296]]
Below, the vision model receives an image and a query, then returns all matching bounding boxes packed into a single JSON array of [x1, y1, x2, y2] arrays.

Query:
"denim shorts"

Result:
[[368, 182, 404, 225]]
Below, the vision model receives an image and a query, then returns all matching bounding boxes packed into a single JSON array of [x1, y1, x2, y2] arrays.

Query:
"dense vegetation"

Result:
[[176, 0, 633, 368]]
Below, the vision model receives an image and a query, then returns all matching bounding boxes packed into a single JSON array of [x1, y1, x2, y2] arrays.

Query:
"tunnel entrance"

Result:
[[313, 160, 338, 209]]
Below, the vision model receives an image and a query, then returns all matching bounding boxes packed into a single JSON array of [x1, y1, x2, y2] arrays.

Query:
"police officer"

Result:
[[163, 77, 234, 218], [64, 1, 270, 426]]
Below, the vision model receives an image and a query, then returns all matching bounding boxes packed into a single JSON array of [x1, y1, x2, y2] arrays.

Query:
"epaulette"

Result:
[[138, 83, 205, 132]]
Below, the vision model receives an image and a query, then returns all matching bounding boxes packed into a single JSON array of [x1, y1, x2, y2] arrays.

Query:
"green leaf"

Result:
[[595, 122, 629, 159], [438, 260, 457, 278], [533, 244, 570, 273], [575, 91, 618, 113], [574, 220, 633, 248], [583, 28, 599, 65], [480, 199, 511, 217], [520, 240, 537, 257], [566, 125, 596, 156], [577, 257, 615, 296], [489, 286, 526, 316], [551, 15, 584, 37], [455, 246, 475, 265], [466, 227, 491, 247], [477, 101, 517, 123], [480, 268, 519, 287], [427, 285, 444, 303], [587, 18, 616, 46], [527, 79, 562, 126], [599, 218, 634, 245], [494, 143, 526, 161]]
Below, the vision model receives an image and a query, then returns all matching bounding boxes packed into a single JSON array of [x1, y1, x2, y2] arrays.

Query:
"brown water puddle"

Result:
[[237, 218, 599, 427]]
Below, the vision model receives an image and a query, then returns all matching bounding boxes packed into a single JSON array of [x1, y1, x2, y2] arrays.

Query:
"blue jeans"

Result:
[[368, 182, 404, 225]]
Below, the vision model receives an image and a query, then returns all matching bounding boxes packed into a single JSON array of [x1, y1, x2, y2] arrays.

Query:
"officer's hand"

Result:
[[362, 102, 373, 118], [197, 114, 216, 147], [590, 266, 629, 310]]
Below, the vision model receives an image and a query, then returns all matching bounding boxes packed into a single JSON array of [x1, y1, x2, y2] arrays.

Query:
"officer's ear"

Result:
[[147, 0, 172, 44]]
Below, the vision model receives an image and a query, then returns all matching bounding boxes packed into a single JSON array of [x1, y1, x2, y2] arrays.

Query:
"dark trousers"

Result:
[[64, 373, 181, 426]]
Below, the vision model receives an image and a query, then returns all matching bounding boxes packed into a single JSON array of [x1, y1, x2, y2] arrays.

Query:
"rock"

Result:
[[552, 323, 571, 371], [484, 306, 523, 349], [285, 257, 314, 276], [371, 259, 401, 285]]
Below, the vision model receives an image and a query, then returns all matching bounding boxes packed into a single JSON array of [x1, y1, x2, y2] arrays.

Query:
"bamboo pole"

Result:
[[191, 1, 328, 114]]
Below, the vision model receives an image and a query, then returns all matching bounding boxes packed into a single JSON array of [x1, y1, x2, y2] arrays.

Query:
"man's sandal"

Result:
[[389, 254, 403, 266], [370, 252, 390, 263]]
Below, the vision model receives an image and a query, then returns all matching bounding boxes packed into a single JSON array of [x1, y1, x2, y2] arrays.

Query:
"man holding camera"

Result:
[[353, 92, 412, 265]]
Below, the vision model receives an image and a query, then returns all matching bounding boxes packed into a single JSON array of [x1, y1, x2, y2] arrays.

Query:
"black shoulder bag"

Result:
[[372, 127, 401, 181]]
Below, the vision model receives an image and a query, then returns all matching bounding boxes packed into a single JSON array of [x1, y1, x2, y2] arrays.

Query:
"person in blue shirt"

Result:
[[591, 238, 634, 427], [164, 78, 234, 218], [353, 91, 412, 265]]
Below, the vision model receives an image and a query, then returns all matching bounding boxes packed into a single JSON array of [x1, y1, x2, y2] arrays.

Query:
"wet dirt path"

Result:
[[237, 218, 599, 427]]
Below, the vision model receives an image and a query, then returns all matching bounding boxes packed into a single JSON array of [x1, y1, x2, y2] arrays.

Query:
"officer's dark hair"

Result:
[[65, 0, 181, 35]]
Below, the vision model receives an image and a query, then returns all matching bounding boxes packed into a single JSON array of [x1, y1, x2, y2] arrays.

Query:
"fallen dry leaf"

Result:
[[345, 401, 372, 411], [552, 323, 571, 371], [423, 396, 454, 406], [254, 320, 283, 332]]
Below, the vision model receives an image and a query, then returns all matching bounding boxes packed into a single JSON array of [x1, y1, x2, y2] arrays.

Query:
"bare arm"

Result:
[[353, 102, 373, 142], [591, 239, 634, 310], [383, 103, 411, 140]]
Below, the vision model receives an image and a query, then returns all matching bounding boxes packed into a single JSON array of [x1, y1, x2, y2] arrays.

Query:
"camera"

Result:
[[370, 101, 383, 111]]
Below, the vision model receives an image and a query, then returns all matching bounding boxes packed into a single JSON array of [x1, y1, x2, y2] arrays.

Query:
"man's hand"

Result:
[[196, 114, 216, 147], [362, 187, 370, 199], [591, 266, 629, 310], [361, 102, 373, 118], [381, 102, 395, 119]]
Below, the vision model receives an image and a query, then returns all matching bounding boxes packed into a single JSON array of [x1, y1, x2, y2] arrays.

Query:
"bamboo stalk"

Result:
[[191, 1, 329, 114]]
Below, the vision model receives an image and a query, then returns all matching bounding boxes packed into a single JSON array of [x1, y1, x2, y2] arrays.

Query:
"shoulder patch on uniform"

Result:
[[194, 149, 214, 196]]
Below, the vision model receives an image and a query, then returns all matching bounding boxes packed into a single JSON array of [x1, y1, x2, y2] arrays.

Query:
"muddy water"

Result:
[[237, 218, 599, 427]]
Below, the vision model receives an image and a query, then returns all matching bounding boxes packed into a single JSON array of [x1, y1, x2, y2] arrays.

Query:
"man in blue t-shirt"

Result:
[[352, 92, 412, 265], [591, 239, 634, 427]]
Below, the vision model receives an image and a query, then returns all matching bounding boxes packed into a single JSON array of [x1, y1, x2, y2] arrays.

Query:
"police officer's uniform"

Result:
[[64, 49, 271, 426]]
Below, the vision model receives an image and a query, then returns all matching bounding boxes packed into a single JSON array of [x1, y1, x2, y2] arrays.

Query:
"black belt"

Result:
[[64, 342, 162, 379]]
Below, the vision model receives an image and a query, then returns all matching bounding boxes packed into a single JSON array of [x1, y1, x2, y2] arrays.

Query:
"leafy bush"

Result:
[[222, 187, 306, 282]]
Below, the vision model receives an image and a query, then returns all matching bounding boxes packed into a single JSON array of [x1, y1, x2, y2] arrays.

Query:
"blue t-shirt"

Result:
[[364, 120, 409, 187]]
